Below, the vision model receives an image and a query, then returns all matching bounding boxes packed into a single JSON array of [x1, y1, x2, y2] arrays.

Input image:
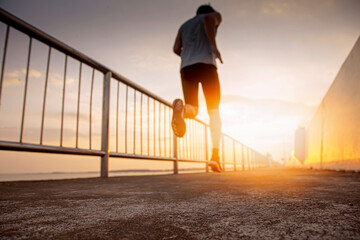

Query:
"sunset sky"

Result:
[[0, 0, 359, 174]]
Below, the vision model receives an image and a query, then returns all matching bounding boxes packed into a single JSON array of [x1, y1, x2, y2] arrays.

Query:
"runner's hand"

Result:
[[212, 45, 223, 64]]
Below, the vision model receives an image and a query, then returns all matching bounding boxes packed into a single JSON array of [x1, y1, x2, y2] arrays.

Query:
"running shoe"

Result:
[[171, 99, 186, 138], [208, 155, 222, 173]]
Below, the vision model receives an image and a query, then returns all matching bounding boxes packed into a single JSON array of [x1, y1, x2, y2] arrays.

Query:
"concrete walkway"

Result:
[[1, 169, 359, 239]]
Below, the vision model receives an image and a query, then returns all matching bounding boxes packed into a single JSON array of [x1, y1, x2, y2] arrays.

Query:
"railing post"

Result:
[[101, 72, 111, 178], [204, 126, 209, 172], [233, 140, 236, 171], [173, 133, 178, 174], [0, 26, 9, 106]]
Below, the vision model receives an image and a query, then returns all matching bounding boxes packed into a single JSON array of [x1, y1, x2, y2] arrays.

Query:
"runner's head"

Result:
[[196, 4, 215, 15]]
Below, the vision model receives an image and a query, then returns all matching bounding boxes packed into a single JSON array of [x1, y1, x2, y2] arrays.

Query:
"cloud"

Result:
[[66, 77, 75, 85], [3, 77, 23, 87], [44, 110, 101, 123], [21, 68, 43, 78], [50, 73, 63, 86], [4, 71, 23, 87], [50, 73, 75, 87], [3, 68, 44, 88], [6, 71, 19, 78]]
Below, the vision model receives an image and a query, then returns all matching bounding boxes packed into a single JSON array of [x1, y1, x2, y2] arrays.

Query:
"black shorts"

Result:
[[180, 63, 220, 110]]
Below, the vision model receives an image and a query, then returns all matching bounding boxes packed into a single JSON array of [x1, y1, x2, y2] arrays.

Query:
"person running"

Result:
[[172, 4, 223, 172]]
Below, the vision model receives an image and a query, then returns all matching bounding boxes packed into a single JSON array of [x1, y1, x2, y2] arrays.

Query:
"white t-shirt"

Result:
[[179, 14, 216, 69]]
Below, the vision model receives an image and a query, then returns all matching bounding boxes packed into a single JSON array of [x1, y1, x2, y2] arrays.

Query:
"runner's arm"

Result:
[[173, 30, 182, 56], [204, 12, 223, 63]]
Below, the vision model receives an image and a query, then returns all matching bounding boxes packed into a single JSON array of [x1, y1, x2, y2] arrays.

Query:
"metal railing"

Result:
[[0, 8, 269, 177]]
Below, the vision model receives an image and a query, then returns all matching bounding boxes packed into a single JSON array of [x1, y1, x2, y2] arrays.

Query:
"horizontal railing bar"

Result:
[[109, 152, 207, 163], [0, 141, 106, 156]]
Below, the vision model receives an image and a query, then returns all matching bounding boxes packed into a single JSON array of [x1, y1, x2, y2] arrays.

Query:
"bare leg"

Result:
[[184, 104, 198, 119], [208, 108, 221, 157]]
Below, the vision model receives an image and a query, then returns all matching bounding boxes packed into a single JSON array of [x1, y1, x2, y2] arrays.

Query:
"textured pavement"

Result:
[[1, 168, 360, 239]]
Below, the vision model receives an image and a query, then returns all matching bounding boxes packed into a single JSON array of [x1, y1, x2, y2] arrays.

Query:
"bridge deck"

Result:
[[1, 169, 359, 239]]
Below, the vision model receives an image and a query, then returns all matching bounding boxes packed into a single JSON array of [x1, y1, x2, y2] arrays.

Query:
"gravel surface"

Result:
[[0, 168, 359, 239]]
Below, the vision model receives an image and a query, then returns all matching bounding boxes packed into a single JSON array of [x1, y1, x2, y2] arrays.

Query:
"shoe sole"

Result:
[[171, 99, 186, 138], [208, 160, 222, 173]]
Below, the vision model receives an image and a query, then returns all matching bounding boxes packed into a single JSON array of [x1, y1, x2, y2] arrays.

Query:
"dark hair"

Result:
[[196, 4, 215, 15]]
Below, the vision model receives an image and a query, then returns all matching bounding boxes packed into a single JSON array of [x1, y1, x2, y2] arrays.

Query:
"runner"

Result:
[[172, 4, 223, 172]]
